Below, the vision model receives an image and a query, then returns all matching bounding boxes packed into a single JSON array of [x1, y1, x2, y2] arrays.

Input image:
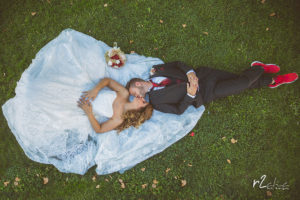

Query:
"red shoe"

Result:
[[268, 73, 298, 88], [251, 61, 280, 73]]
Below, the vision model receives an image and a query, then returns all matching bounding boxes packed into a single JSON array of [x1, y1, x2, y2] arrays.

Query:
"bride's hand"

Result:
[[77, 98, 92, 114], [80, 89, 98, 102]]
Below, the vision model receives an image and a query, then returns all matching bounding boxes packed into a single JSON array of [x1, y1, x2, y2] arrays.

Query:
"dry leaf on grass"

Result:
[[266, 190, 272, 196], [119, 179, 125, 188], [152, 183, 156, 188], [153, 179, 158, 184], [96, 184, 100, 188], [141, 167, 146, 172], [15, 177, 21, 182], [129, 40, 134, 44], [43, 177, 49, 184], [4, 181, 10, 186], [227, 159, 231, 164], [182, 24, 187, 28], [141, 183, 148, 189], [14, 181, 18, 186], [266, 27, 270, 31], [222, 136, 226, 141], [130, 51, 135, 54], [269, 12, 276, 17], [231, 138, 238, 144], [105, 178, 109, 182], [203, 32, 209, 35], [92, 176, 96, 182], [31, 12, 36, 16], [160, 19, 163, 23], [104, 3, 108, 7], [181, 179, 187, 187], [261, 0, 266, 3], [165, 168, 171, 173], [187, 163, 193, 167]]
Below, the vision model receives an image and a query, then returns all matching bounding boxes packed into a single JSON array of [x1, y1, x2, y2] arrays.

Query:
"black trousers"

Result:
[[195, 66, 273, 104]]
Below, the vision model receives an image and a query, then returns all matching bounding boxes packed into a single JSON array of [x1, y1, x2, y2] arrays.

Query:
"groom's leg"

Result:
[[211, 66, 272, 100]]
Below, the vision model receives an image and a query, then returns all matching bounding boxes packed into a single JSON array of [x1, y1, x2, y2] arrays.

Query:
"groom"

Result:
[[126, 61, 298, 114]]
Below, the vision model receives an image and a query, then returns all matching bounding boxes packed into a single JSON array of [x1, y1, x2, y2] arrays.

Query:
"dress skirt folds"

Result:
[[2, 29, 205, 175]]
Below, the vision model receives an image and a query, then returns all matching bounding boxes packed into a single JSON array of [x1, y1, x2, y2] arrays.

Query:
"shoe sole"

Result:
[[269, 74, 299, 88], [251, 61, 280, 73]]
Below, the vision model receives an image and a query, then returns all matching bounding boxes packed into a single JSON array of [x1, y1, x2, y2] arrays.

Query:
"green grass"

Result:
[[0, 0, 299, 199]]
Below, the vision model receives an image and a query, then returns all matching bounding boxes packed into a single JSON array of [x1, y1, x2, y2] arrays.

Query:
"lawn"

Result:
[[0, 0, 299, 199]]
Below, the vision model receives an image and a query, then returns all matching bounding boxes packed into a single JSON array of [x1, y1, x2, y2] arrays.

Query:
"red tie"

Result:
[[150, 78, 171, 88]]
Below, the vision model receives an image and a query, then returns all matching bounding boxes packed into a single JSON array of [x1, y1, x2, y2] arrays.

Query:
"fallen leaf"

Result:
[[4, 181, 9, 186], [3, 72, 6, 77], [160, 19, 163, 23], [47, 0, 51, 3], [43, 177, 49, 184], [92, 176, 96, 182], [129, 40, 134, 44], [231, 138, 238, 144], [14, 181, 18, 186], [174, 176, 178, 179], [130, 51, 135, 54], [141, 167, 146, 172], [15, 177, 21, 182], [165, 168, 171, 173], [269, 12, 276, 17], [104, 3, 108, 7], [266, 27, 270, 31], [189, 132, 195, 136], [109, 175, 112, 180], [31, 12, 37, 16], [96, 184, 100, 188], [227, 159, 231, 164], [203, 32, 209, 35], [222, 136, 226, 141], [181, 179, 187, 187], [36, 174, 40, 177], [261, 0, 266, 3], [183, 160, 186, 162], [152, 183, 156, 188], [182, 24, 187, 28], [187, 163, 193, 167], [153, 179, 158, 184], [266, 190, 272, 197], [141, 183, 148, 188], [105, 178, 109, 182]]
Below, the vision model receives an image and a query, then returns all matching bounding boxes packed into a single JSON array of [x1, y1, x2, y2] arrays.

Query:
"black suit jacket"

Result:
[[148, 61, 204, 114]]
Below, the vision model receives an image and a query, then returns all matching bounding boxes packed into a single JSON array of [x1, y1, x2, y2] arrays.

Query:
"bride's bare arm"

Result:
[[86, 112, 122, 133], [81, 78, 128, 101], [77, 99, 122, 133]]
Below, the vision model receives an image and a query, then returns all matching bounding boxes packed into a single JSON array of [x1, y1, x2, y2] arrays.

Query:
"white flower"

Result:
[[108, 61, 112, 65], [116, 60, 120, 64]]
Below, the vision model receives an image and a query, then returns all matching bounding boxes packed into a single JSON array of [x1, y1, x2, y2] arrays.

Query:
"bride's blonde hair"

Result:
[[116, 104, 153, 133]]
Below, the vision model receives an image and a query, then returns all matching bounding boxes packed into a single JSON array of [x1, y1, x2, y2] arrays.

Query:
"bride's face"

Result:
[[132, 97, 148, 110]]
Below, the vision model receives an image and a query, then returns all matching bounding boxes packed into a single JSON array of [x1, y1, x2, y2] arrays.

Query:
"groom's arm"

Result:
[[152, 95, 194, 115], [153, 61, 193, 74]]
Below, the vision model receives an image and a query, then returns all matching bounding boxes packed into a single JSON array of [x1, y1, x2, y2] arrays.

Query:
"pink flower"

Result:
[[189, 132, 195, 136]]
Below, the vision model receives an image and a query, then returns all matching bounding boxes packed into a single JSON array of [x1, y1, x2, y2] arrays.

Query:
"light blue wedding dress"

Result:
[[2, 29, 205, 175]]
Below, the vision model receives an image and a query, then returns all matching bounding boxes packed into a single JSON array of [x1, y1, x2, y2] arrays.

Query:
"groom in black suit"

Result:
[[126, 61, 298, 114]]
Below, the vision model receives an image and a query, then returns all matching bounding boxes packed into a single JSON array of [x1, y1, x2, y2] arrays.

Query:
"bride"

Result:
[[2, 29, 206, 175], [77, 77, 153, 133]]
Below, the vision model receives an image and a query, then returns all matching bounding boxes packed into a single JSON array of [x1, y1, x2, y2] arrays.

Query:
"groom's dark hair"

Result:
[[126, 78, 145, 90]]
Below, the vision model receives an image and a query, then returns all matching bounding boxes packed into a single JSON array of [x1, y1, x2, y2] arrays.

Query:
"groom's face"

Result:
[[129, 83, 146, 98]]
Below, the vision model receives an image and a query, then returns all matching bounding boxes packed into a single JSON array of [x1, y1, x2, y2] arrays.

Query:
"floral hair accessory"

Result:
[[105, 42, 126, 69]]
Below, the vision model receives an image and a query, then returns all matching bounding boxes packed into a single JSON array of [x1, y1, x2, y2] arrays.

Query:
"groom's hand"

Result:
[[187, 82, 197, 96], [187, 72, 199, 88]]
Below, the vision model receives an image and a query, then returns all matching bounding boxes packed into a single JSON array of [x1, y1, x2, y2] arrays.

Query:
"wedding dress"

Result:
[[2, 29, 205, 175]]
